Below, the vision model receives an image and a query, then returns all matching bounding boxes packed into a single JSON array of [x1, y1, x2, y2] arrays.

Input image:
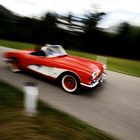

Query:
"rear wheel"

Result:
[[8, 58, 20, 73], [61, 74, 79, 93]]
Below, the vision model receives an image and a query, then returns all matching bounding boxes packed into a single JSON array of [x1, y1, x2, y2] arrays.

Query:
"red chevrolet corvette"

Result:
[[3, 45, 106, 93]]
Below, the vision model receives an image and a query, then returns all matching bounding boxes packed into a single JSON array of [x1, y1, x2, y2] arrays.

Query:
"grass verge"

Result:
[[0, 39, 140, 77], [0, 39, 35, 50], [0, 80, 117, 140]]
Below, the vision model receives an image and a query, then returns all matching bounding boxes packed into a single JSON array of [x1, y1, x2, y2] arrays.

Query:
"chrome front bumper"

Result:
[[80, 72, 107, 88]]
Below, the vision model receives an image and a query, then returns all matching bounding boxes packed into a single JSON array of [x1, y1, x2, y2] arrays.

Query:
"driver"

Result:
[[31, 44, 46, 56]]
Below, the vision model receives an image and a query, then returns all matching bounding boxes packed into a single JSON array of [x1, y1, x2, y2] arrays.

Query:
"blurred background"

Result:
[[0, 0, 140, 60]]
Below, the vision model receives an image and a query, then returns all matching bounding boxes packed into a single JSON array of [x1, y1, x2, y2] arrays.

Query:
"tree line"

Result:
[[0, 5, 140, 60]]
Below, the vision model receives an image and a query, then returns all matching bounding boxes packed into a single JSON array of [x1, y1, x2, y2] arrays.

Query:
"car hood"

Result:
[[53, 55, 102, 74]]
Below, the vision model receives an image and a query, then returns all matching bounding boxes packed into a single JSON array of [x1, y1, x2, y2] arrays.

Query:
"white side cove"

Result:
[[27, 65, 67, 78]]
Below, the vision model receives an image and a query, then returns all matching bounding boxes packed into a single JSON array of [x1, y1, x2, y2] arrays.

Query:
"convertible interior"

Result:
[[30, 45, 67, 58]]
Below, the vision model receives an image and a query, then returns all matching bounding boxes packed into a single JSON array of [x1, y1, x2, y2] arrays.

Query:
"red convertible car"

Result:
[[3, 44, 106, 93]]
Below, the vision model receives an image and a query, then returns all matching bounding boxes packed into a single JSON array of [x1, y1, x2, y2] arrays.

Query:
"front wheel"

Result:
[[61, 74, 79, 93]]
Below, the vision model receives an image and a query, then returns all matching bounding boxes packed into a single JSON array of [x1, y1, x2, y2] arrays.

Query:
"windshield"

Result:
[[42, 45, 67, 58]]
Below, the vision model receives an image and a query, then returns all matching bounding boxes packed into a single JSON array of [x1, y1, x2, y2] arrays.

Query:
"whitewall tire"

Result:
[[61, 74, 78, 93]]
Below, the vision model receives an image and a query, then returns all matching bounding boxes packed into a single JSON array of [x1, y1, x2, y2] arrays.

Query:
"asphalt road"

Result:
[[0, 46, 140, 140]]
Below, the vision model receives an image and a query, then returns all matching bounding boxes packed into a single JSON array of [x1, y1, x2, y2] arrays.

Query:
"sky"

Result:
[[0, 0, 140, 28]]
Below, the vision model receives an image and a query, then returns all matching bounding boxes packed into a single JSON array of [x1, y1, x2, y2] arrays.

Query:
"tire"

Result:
[[61, 74, 79, 93], [8, 58, 20, 73]]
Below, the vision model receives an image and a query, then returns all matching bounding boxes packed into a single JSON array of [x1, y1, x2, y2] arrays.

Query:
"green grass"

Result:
[[0, 39, 35, 50], [107, 56, 140, 77], [0, 80, 117, 140], [0, 39, 140, 77]]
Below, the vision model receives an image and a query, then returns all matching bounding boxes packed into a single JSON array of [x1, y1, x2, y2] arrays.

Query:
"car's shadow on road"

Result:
[[77, 82, 107, 97]]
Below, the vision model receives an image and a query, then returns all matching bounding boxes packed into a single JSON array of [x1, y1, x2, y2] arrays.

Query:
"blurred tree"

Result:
[[118, 22, 130, 35], [37, 12, 58, 44], [81, 12, 106, 53], [117, 22, 131, 45], [114, 22, 140, 59], [0, 5, 14, 38], [66, 12, 73, 30], [41, 12, 57, 28], [116, 22, 131, 55], [82, 12, 106, 32]]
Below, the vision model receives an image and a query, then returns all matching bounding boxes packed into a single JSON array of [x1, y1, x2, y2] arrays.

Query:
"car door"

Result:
[[23, 54, 57, 79]]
